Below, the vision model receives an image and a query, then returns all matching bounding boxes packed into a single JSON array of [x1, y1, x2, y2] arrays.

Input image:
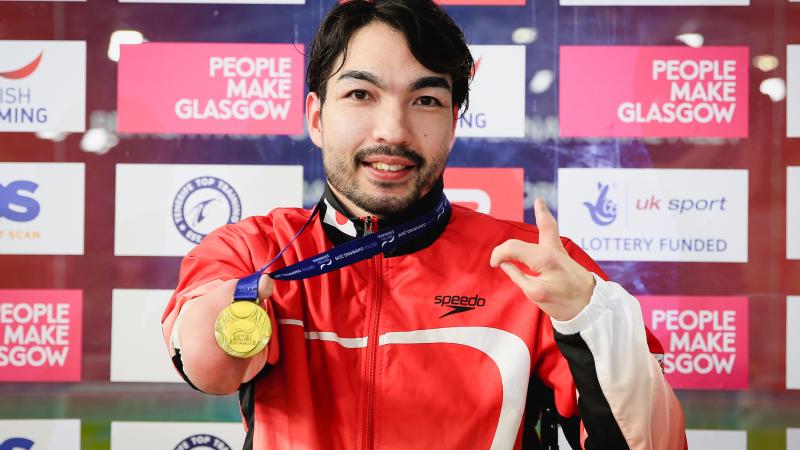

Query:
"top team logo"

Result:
[[173, 176, 242, 244], [0, 438, 34, 450], [173, 434, 232, 450]]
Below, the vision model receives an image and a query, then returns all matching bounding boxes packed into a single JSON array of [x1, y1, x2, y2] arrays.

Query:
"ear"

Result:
[[306, 91, 323, 149]]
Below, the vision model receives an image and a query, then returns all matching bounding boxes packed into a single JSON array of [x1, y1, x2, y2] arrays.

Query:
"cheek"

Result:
[[321, 108, 371, 147], [414, 114, 453, 138]]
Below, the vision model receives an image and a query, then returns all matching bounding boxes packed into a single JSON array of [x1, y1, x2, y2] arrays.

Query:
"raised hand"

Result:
[[490, 198, 596, 321]]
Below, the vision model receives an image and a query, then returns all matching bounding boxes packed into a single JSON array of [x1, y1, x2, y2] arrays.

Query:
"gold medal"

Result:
[[214, 300, 272, 358]]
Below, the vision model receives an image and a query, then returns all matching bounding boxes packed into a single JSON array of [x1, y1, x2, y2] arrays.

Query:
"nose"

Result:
[[371, 99, 413, 147]]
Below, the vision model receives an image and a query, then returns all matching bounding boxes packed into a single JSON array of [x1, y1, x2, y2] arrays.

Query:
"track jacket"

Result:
[[162, 182, 686, 450]]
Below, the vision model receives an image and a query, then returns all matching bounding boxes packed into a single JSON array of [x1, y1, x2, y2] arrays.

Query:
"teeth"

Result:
[[371, 162, 405, 172]]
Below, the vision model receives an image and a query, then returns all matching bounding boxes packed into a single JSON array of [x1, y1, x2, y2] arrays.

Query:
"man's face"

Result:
[[306, 21, 457, 216]]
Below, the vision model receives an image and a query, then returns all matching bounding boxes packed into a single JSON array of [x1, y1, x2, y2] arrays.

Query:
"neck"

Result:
[[318, 178, 450, 256], [325, 179, 444, 223], [326, 185, 377, 219]]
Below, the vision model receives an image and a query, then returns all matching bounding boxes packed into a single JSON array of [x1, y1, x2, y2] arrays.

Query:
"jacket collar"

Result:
[[318, 179, 450, 257]]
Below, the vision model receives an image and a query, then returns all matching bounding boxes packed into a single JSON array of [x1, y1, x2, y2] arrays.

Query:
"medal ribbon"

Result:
[[233, 195, 450, 301]]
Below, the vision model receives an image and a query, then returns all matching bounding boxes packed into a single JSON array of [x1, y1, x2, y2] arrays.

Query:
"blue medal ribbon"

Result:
[[233, 195, 450, 301]]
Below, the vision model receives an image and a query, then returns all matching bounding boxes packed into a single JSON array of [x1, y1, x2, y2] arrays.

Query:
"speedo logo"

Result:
[[434, 294, 487, 318]]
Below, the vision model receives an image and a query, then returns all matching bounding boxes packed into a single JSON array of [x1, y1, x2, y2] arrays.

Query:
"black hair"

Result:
[[306, 0, 473, 114]]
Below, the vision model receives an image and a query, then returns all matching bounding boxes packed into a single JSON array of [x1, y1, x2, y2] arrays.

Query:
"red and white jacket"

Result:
[[162, 183, 686, 450]]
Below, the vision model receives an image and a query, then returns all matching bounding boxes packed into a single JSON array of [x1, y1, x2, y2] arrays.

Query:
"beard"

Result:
[[323, 144, 447, 216]]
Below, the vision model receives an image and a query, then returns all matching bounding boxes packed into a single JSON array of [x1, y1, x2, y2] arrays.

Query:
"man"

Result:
[[162, 0, 687, 448]]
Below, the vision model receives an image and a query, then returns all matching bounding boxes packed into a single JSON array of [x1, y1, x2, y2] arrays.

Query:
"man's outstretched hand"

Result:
[[490, 198, 596, 322]]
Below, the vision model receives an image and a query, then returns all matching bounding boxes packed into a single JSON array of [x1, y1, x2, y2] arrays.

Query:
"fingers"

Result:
[[490, 239, 548, 272], [499, 262, 547, 303], [258, 274, 274, 300], [534, 198, 562, 249]]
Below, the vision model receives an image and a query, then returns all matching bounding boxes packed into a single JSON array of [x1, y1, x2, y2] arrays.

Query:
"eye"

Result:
[[415, 96, 443, 107], [348, 89, 371, 101]]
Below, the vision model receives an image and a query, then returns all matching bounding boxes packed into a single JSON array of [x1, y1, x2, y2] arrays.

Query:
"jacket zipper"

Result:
[[363, 216, 375, 235], [363, 215, 380, 450]]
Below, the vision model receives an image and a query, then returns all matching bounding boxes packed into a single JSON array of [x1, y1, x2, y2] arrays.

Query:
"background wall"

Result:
[[0, 0, 798, 448]]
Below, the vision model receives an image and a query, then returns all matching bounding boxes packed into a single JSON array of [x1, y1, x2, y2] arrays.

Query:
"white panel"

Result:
[[559, 426, 748, 449], [789, 46, 800, 137], [120, 0, 301, 3], [686, 429, 746, 450], [788, 428, 800, 450], [456, 45, 525, 138], [115, 164, 303, 256], [111, 289, 182, 383], [111, 421, 243, 450], [788, 297, 800, 389], [561, 0, 747, 4], [788, 167, 800, 259], [0, 41, 85, 132], [0, 419, 80, 450], [557, 168, 748, 262], [0, 163, 84, 255]]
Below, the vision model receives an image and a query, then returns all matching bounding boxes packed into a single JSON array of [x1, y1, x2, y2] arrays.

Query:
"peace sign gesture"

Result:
[[490, 198, 596, 322]]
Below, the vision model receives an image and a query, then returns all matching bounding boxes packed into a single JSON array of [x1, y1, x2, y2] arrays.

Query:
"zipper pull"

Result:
[[363, 216, 376, 235]]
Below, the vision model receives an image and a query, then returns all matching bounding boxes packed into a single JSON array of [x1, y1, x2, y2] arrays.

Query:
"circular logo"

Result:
[[173, 176, 242, 244], [173, 434, 232, 450]]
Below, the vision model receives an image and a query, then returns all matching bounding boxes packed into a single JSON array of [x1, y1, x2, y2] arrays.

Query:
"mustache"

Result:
[[354, 145, 425, 168]]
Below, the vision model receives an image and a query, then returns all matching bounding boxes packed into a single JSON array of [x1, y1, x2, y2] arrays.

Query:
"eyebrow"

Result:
[[410, 76, 451, 92], [338, 70, 382, 87], [337, 70, 451, 92]]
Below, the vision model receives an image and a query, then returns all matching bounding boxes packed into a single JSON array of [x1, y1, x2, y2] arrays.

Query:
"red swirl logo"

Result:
[[0, 51, 43, 80]]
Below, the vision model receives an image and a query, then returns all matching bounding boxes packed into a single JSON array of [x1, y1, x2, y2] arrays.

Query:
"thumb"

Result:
[[258, 274, 273, 300]]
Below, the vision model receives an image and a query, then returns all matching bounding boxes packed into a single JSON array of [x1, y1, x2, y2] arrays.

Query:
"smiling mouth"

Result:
[[354, 146, 424, 182], [364, 161, 414, 172]]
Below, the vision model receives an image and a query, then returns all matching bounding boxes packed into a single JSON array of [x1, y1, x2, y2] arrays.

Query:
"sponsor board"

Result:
[[788, 297, 800, 390], [641, 296, 748, 390], [561, 0, 747, 4], [0, 41, 85, 132], [114, 164, 302, 256], [118, 43, 304, 135], [443, 168, 524, 221], [557, 168, 748, 262], [456, 46, 525, 138], [110, 422, 243, 450], [790, 46, 800, 137], [789, 429, 800, 450], [0, 290, 82, 382], [111, 289, 181, 383], [686, 430, 747, 450], [0, 163, 84, 255], [559, 428, 747, 448], [121, 0, 300, 3], [438, 0, 524, 3], [0, 419, 80, 450], [789, 167, 800, 259], [559, 46, 748, 138]]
